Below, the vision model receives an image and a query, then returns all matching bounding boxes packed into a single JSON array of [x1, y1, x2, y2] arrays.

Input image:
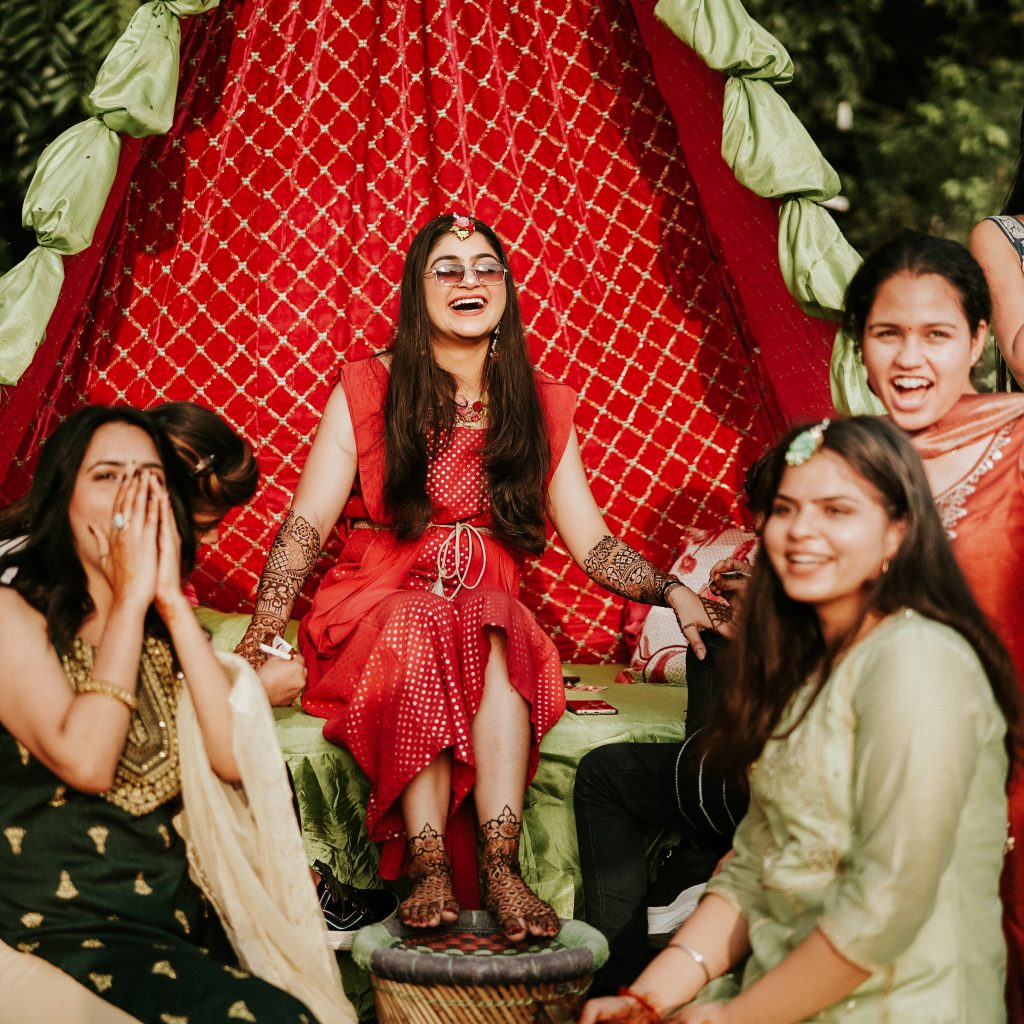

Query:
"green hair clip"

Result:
[[785, 419, 831, 467]]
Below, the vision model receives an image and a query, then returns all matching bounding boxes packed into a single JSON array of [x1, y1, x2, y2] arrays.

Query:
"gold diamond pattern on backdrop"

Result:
[[23, 0, 777, 661]]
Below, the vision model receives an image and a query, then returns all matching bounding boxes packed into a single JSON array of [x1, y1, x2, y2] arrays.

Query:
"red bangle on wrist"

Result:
[[618, 986, 660, 1023]]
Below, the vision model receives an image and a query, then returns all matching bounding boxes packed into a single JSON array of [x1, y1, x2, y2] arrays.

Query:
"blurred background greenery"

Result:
[[0, 0, 141, 274], [0, 0, 1022, 275], [744, 0, 1024, 250]]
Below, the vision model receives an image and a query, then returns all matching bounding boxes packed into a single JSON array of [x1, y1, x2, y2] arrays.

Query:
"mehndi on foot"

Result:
[[480, 805, 559, 941], [400, 823, 460, 928]]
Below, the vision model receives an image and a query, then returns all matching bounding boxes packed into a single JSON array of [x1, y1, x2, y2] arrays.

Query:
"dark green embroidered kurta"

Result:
[[0, 637, 317, 1024]]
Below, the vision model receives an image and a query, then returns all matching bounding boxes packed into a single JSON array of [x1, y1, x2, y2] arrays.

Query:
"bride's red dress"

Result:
[[298, 357, 576, 894]]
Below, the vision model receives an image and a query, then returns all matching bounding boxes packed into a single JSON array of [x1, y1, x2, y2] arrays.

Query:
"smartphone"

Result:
[[566, 699, 618, 716]]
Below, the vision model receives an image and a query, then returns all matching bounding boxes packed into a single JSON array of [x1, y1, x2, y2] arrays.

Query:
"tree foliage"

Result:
[[0, 0, 139, 272], [745, 0, 1024, 253]]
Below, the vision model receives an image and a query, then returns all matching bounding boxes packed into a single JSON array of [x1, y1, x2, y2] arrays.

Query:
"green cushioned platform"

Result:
[[196, 607, 687, 918]]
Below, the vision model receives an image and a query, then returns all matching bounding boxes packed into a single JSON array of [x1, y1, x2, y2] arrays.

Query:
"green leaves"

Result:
[[744, 0, 1024, 252]]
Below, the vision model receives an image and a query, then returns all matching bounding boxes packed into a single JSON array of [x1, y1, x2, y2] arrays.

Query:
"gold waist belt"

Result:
[[349, 519, 496, 538]]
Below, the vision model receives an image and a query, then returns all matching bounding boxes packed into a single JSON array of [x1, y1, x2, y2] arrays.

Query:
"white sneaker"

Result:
[[647, 882, 706, 936]]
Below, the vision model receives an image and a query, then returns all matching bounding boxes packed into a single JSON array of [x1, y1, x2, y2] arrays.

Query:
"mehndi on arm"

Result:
[[582, 534, 734, 629], [582, 534, 683, 605], [235, 511, 321, 666]]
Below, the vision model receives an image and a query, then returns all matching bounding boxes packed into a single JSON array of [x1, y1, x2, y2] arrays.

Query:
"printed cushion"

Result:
[[626, 526, 757, 685]]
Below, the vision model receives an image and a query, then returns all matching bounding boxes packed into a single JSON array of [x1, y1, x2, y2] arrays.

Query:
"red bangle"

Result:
[[618, 986, 660, 1023]]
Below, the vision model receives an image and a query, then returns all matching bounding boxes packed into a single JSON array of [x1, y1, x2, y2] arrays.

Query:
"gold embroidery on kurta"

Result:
[[3, 826, 25, 854], [174, 908, 190, 934], [16, 942, 39, 953], [134, 872, 153, 896], [89, 973, 113, 993], [82, 939, 105, 949], [63, 637, 183, 816], [160, 1015, 189, 1024], [152, 960, 178, 979], [56, 870, 79, 899], [15, 739, 29, 766], [88, 825, 109, 854], [158, 823, 171, 849], [223, 965, 249, 979], [20, 912, 43, 928], [227, 1002, 257, 1022], [48, 785, 66, 807]]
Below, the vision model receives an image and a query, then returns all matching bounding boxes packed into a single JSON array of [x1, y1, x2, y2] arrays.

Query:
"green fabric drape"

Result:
[[23, 119, 123, 254], [655, 0, 875, 414], [90, 4, 183, 137], [0, 0, 220, 386], [722, 78, 839, 201], [655, 0, 794, 82], [779, 197, 863, 324], [829, 329, 886, 416], [0, 248, 65, 384]]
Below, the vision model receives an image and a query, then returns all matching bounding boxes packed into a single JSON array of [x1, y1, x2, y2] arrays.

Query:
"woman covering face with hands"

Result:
[[0, 406, 327, 1024]]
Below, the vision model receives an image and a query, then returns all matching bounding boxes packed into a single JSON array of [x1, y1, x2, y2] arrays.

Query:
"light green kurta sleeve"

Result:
[[818, 624, 1006, 970], [704, 775, 771, 916]]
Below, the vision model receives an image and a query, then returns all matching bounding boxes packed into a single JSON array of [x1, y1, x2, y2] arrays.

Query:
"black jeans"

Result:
[[573, 636, 747, 994]]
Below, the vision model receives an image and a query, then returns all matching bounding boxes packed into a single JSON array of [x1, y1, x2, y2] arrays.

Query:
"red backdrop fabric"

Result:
[[0, 0, 833, 662]]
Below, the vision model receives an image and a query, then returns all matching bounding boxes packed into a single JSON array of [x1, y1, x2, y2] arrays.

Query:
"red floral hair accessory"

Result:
[[450, 213, 474, 240]]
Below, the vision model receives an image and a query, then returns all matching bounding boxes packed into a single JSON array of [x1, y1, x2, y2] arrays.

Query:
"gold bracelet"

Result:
[[78, 679, 138, 711], [665, 941, 712, 984]]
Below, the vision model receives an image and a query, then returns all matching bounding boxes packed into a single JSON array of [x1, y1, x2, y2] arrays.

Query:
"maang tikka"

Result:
[[450, 213, 474, 240], [785, 419, 830, 466]]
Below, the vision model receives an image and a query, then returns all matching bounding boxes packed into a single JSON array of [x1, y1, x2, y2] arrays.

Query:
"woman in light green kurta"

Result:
[[581, 417, 1020, 1024]]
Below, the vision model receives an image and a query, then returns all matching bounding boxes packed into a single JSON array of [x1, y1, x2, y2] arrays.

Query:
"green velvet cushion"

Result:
[[194, 608, 687, 918]]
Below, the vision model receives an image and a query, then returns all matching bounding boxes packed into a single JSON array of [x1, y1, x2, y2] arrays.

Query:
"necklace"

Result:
[[455, 390, 489, 424]]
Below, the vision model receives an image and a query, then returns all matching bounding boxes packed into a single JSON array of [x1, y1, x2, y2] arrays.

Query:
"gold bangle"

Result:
[[665, 941, 712, 984], [78, 679, 138, 711]]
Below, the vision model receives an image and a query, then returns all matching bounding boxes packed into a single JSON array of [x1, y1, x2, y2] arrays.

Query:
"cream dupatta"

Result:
[[176, 650, 355, 1024]]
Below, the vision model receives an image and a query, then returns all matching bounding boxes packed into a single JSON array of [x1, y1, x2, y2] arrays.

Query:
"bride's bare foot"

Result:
[[400, 823, 460, 928], [480, 806, 559, 942]]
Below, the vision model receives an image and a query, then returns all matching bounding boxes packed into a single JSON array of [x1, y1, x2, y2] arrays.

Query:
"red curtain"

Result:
[[0, 0, 833, 661]]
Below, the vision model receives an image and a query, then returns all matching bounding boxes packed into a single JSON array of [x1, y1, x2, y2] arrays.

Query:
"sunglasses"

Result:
[[424, 262, 507, 287]]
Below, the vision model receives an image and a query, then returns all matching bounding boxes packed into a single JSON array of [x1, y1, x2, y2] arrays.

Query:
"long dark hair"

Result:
[[382, 214, 550, 553], [0, 405, 195, 653], [704, 417, 1020, 777], [149, 401, 259, 520], [842, 229, 991, 343], [1002, 106, 1024, 216]]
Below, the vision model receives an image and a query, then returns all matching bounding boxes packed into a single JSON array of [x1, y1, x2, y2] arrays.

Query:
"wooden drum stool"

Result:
[[351, 910, 608, 1024]]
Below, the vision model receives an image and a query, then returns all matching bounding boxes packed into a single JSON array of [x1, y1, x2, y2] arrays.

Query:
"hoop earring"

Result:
[[490, 323, 500, 359]]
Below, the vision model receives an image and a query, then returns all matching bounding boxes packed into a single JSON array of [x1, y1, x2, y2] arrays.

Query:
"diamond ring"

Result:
[[112, 511, 129, 530]]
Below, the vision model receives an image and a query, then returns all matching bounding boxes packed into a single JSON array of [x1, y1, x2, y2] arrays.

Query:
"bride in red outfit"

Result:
[[236, 213, 722, 940]]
